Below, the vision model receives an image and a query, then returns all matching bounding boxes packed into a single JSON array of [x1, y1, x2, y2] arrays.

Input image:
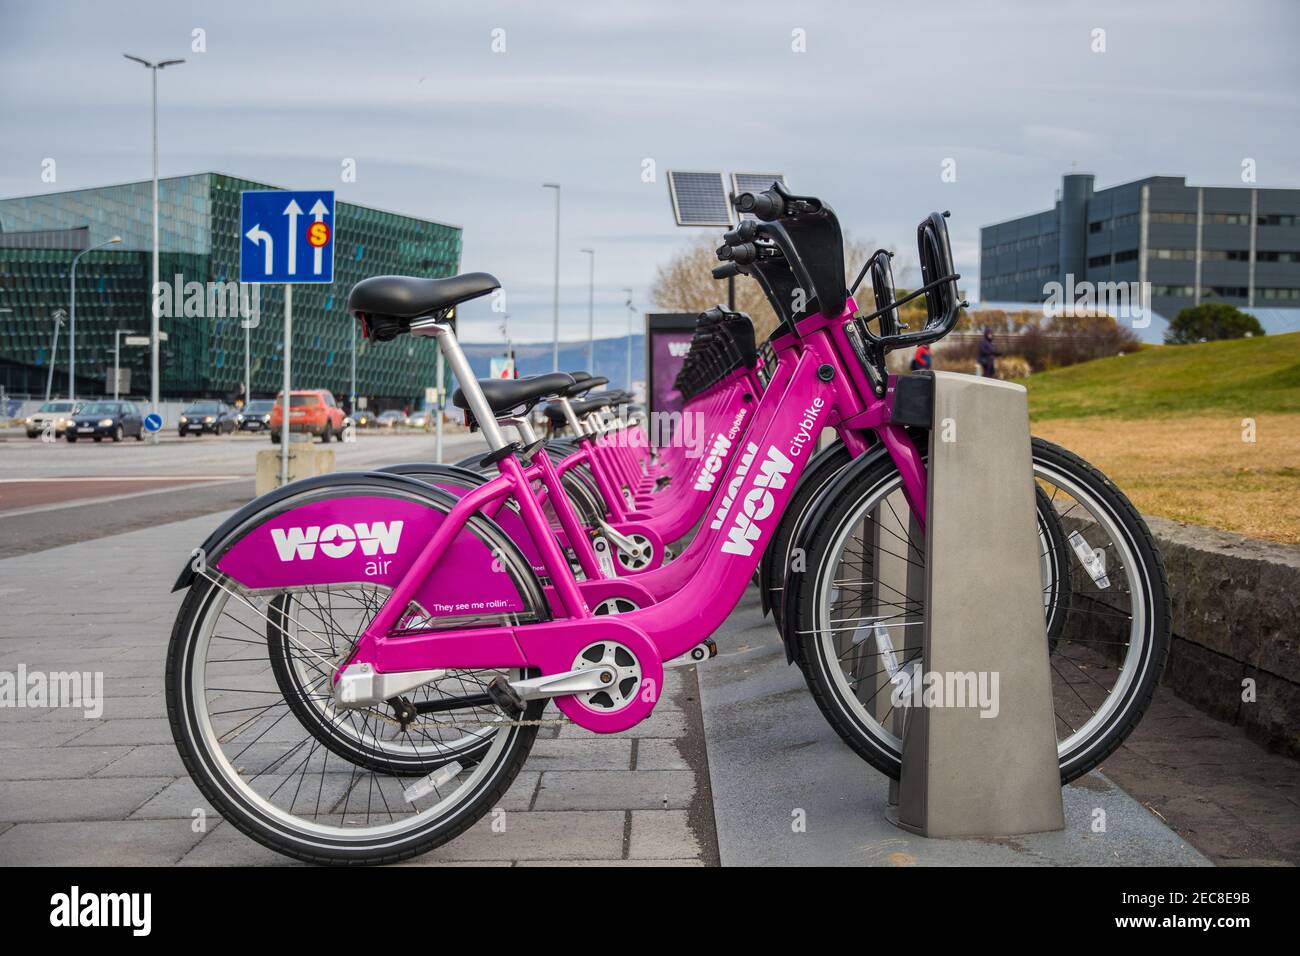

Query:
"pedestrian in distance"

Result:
[[978, 327, 1002, 378]]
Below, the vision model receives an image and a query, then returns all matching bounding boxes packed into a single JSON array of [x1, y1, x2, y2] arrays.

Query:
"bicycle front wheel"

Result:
[[791, 438, 1169, 784]]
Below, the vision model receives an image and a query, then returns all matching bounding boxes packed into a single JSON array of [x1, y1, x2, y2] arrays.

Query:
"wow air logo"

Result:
[[271, 521, 404, 570], [693, 408, 748, 493]]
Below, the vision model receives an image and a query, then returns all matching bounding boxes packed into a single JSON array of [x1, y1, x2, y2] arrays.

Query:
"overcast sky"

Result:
[[2, 0, 1298, 342]]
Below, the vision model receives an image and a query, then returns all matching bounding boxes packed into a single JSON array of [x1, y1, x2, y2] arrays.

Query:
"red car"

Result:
[[268, 389, 347, 443]]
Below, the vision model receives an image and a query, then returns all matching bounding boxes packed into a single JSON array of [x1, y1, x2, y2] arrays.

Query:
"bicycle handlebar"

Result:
[[734, 190, 784, 221]]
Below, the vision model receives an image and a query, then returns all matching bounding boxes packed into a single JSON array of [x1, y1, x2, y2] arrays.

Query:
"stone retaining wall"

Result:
[[1146, 516, 1300, 757]]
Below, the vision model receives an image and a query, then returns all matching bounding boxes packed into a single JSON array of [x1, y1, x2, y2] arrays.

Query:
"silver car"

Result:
[[25, 400, 82, 438]]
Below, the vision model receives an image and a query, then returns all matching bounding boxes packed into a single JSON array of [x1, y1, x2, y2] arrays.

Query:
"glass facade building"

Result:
[[0, 173, 461, 405], [980, 174, 1300, 323]]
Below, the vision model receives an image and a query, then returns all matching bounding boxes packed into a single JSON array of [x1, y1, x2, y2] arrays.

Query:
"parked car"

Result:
[[66, 401, 145, 442], [25, 400, 82, 438], [407, 409, 430, 429], [178, 401, 237, 436], [376, 410, 406, 429], [268, 389, 346, 443], [236, 399, 275, 432]]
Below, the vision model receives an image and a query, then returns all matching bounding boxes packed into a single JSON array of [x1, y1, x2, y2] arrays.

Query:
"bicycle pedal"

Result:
[[665, 639, 717, 669], [487, 675, 525, 717]]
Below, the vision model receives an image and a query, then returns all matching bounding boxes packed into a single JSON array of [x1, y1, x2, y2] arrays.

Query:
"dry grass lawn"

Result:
[[1032, 413, 1300, 545]]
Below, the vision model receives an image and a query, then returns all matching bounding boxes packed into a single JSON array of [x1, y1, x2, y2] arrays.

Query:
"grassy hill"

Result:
[[1017, 331, 1300, 421], [1016, 332, 1300, 544]]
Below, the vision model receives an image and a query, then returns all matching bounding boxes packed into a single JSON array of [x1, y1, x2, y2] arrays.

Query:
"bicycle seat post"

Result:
[[557, 397, 587, 437], [410, 318, 509, 451]]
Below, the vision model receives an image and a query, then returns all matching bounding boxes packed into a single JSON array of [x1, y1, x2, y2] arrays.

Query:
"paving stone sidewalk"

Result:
[[0, 513, 715, 866]]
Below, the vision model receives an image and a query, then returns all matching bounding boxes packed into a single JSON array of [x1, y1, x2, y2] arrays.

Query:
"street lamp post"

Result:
[[69, 236, 123, 400], [113, 328, 136, 401], [581, 248, 594, 373], [45, 310, 66, 403], [543, 183, 561, 371], [124, 54, 185, 440], [622, 288, 636, 393]]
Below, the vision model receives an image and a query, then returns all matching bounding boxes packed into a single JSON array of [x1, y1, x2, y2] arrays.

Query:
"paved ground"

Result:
[[0, 510, 716, 866], [0, 442, 1295, 866], [698, 588, 1209, 866], [698, 589, 1299, 867]]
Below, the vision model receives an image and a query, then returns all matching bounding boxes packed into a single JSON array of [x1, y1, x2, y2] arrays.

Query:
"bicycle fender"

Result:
[[170, 471, 548, 626], [778, 441, 892, 663], [758, 439, 850, 620]]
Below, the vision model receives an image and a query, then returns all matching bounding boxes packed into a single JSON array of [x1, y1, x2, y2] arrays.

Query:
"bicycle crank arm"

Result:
[[508, 666, 616, 701], [597, 520, 639, 554]]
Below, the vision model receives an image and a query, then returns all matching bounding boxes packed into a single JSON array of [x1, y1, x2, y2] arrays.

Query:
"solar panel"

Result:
[[731, 173, 787, 220], [667, 171, 733, 227]]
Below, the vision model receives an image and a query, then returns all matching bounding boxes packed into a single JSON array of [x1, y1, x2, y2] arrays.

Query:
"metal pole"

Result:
[[434, 346, 444, 464], [149, 65, 160, 443], [350, 313, 357, 420], [281, 285, 292, 485], [582, 248, 594, 373], [623, 288, 634, 393], [114, 331, 121, 401], [245, 317, 251, 406], [544, 183, 561, 371], [69, 256, 77, 400], [45, 312, 64, 403]]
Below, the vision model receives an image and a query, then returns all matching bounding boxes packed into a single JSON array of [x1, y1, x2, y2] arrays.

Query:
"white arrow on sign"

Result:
[[245, 223, 274, 274], [283, 199, 303, 276], [309, 198, 330, 275]]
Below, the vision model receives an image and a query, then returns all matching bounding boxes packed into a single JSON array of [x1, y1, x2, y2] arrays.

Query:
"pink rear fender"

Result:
[[377, 462, 548, 578], [177, 472, 548, 624]]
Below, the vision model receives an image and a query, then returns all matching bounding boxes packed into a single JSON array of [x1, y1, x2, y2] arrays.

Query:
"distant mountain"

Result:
[[461, 335, 645, 391]]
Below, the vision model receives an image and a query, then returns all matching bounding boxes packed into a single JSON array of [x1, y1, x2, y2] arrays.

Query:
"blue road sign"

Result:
[[239, 190, 336, 284], [143, 412, 163, 433]]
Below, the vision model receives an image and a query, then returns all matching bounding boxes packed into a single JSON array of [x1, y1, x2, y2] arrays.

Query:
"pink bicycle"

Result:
[[166, 185, 1169, 863]]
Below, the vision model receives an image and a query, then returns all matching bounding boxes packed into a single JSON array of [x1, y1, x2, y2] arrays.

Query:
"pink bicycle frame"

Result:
[[340, 298, 928, 732]]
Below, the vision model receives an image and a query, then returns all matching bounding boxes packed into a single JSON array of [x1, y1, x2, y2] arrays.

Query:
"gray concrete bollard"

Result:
[[890, 371, 1064, 838]]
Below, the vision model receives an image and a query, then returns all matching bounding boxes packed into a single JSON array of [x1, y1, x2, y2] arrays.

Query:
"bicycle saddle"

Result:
[[563, 375, 608, 397], [452, 372, 575, 415], [349, 272, 500, 340]]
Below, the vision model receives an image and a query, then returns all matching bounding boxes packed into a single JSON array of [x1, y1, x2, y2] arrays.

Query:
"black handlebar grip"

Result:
[[734, 190, 784, 222], [712, 262, 741, 280]]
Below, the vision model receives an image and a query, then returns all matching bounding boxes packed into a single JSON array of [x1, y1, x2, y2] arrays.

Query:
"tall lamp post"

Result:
[[543, 183, 561, 371], [45, 310, 67, 403], [622, 287, 636, 393], [69, 235, 123, 399], [124, 54, 185, 440], [580, 248, 595, 373]]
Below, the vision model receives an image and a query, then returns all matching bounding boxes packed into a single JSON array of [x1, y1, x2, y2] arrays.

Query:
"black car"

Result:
[[66, 401, 145, 442], [178, 401, 237, 436], [237, 399, 275, 432]]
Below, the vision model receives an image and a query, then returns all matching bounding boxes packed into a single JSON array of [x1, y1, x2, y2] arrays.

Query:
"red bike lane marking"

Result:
[[0, 476, 242, 513]]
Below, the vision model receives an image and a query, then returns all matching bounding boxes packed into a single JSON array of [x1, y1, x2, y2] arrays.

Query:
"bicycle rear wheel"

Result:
[[167, 573, 544, 865]]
